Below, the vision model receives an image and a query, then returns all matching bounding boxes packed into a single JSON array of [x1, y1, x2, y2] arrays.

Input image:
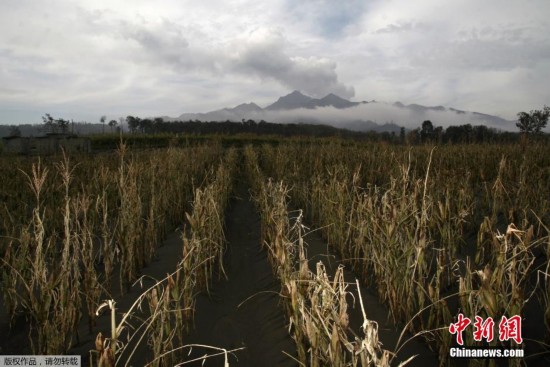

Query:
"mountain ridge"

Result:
[[168, 91, 516, 132], [264, 90, 365, 110]]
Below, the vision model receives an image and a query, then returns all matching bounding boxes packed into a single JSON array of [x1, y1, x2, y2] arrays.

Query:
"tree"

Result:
[[140, 118, 153, 133], [8, 125, 22, 137], [126, 116, 140, 133], [420, 120, 434, 143], [100, 115, 107, 134], [42, 113, 56, 133], [154, 117, 164, 127], [119, 117, 125, 133], [406, 128, 420, 145], [434, 126, 443, 144], [473, 125, 492, 143], [399, 127, 406, 143], [516, 106, 549, 134], [42, 113, 69, 134], [108, 119, 117, 133], [243, 119, 256, 127]]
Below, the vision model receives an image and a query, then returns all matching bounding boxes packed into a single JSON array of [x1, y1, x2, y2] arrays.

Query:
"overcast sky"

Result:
[[1, 0, 549, 125]]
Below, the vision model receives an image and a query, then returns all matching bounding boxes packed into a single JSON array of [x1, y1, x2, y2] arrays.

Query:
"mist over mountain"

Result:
[[167, 91, 516, 132]]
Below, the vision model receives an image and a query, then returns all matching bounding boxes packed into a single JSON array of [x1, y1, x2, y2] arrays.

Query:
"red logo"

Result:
[[449, 314, 522, 345], [473, 316, 495, 342], [449, 313, 471, 345], [498, 315, 523, 344]]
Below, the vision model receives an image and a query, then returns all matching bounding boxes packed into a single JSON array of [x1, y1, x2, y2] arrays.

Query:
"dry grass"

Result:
[[0, 143, 227, 358], [255, 141, 550, 364], [245, 146, 400, 366], [1, 140, 550, 365]]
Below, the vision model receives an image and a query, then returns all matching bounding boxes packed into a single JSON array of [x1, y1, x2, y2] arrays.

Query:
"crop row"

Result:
[[256, 142, 550, 366], [244, 145, 399, 366], [0, 144, 237, 366]]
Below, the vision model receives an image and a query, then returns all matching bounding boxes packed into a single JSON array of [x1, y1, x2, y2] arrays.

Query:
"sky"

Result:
[[1, 0, 549, 125]]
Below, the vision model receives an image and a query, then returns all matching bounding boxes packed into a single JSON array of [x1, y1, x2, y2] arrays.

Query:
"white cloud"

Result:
[[231, 28, 354, 98], [0, 0, 548, 124]]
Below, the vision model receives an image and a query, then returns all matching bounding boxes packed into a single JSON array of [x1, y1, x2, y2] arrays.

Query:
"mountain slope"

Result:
[[169, 91, 516, 132], [318, 93, 362, 108], [393, 101, 513, 130], [265, 91, 364, 110], [265, 91, 316, 110], [228, 102, 263, 114]]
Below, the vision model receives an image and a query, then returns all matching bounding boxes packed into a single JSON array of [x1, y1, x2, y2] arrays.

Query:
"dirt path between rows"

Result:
[[186, 177, 439, 366], [184, 182, 297, 366]]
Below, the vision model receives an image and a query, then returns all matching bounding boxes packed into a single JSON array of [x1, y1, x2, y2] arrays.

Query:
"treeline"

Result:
[[125, 117, 370, 138], [3, 116, 547, 145], [124, 116, 539, 144], [406, 120, 524, 144]]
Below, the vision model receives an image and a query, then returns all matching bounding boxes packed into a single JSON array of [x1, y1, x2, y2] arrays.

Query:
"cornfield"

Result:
[[0, 138, 549, 366]]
